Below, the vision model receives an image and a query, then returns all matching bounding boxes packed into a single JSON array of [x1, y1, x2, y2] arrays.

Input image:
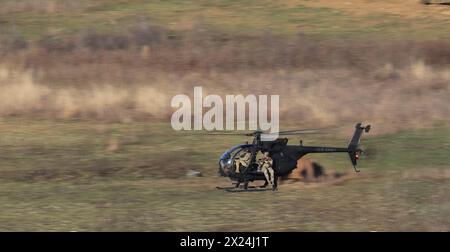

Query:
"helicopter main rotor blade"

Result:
[[261, 132, 323, 137], [193, 131, 254, 136], [277, 132, 323, 135], [205, 133, 250, 136], [180, 127, 333, 137], [274, 127, 332, 134]]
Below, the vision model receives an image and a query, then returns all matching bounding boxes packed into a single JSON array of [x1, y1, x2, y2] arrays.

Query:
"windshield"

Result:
[[219, 144, 252, 161], [218, 144, 253, 177]]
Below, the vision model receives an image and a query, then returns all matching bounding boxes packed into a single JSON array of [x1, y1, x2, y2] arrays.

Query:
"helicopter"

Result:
[[214, 123, 371, 192]]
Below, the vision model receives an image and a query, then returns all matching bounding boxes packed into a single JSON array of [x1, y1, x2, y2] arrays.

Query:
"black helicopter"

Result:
[[215, 123, 371, 192]]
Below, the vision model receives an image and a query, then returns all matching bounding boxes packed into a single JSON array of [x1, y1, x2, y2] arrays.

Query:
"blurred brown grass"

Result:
[[3, 26, 450, 71], [1, 8, 449, 134], [1, 0, 450, 232], [0, 56, 449, 134]]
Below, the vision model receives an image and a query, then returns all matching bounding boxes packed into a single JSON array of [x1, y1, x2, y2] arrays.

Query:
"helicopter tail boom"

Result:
[[347, 123, 371, 171], [297, 123, 370, 172]]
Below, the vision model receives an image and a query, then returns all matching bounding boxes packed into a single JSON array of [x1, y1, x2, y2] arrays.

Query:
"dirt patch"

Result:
[[280, 158, 354, 186]]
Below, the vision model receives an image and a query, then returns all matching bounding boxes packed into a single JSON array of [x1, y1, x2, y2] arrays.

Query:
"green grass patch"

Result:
[[1, 0, 449, 41], [0, 118, 449, 231]]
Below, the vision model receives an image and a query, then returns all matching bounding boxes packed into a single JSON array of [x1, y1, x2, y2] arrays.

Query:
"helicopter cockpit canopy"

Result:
[[218, 144, 252, 176]]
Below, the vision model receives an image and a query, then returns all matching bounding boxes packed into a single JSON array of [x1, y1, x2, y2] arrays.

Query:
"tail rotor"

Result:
[[347, 123, 371, 172]]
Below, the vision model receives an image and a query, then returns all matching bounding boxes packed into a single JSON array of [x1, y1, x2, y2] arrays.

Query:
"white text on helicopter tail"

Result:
[[171, 87, 279, 139]]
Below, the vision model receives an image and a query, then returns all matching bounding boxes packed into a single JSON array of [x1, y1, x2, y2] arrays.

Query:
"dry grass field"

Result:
[[0, 119, 449, 231], [0, 0, 449, 231]]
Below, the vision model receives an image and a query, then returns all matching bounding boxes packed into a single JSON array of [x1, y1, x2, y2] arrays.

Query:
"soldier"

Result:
[[259, 152, 276, 190], [234, 149, 252, 174]]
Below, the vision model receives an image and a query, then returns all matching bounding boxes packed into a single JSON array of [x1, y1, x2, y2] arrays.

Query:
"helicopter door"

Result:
[[218, 144, 251, 176], [231, 147, 253, 171], [232, 147, 266, 174]]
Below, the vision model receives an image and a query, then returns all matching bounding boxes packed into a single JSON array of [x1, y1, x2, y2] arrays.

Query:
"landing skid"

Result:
[[216, 184, 276, 192], [216, 186, 273, 192], [225, 187, 273, 193]]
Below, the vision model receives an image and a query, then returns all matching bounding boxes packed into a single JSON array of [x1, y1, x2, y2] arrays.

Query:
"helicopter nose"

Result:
[[218, 160, 227, 176]]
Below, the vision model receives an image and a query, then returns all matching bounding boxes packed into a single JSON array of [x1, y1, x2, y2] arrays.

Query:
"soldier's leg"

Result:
[[268, 167, 275, 187], [235, 160, 241, 173], [261, 165, 272, 186], [258, 163, 268, 187], [273, 174, 278, 191]]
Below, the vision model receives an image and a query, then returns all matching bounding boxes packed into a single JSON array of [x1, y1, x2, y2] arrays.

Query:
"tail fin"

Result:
[[348, 123, 371, 171]]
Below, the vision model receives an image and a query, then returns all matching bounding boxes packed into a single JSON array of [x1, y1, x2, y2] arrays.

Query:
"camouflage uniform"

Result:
[[235, 150, 251, 174], [259, 152, 275, 188]]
